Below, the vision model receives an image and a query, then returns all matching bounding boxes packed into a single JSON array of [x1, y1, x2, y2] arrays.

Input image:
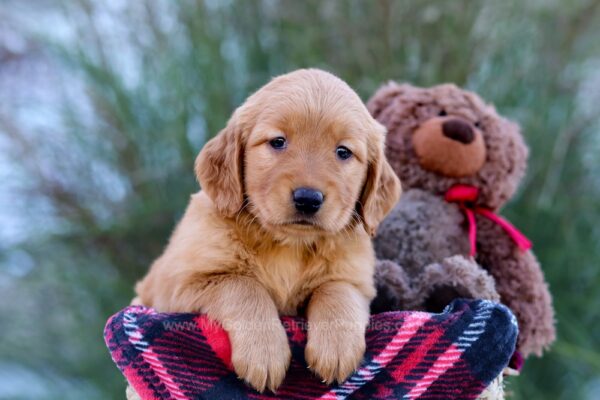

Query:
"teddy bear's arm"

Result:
[[416, 255, 500, 312], [475, 217, 556, 357], [371, 259, 414, 313], [371, 255, 500, 314]]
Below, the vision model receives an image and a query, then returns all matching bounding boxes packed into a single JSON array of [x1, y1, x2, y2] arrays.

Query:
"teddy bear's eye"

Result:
[[474, 121, 482, 128], [438, 109, 447, 116]]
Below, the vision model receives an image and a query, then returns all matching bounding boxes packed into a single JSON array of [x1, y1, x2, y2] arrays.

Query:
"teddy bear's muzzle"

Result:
[[412, 116, 486, 177]]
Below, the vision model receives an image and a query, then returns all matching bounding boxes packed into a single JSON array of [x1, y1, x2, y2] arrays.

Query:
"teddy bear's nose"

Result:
[[442, 119, 475, 144]]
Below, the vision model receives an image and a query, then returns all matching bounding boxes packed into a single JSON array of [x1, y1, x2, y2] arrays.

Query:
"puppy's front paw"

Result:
[[305, 319, 366, 384], [230, 321, 291, 393]]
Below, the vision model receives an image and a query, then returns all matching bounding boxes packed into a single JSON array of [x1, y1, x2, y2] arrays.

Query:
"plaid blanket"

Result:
[[105, 299, 517, 399]]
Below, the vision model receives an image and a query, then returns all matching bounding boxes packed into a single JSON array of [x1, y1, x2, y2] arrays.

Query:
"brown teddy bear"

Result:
[[367, 82, 555, 360]]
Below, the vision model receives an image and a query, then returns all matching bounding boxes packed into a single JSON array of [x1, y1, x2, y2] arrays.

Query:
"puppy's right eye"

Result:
[[336, 146, 353, 160], [269, 137, 287, 150]]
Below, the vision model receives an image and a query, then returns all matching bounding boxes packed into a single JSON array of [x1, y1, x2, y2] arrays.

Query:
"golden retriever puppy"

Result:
[[135, 69, 401, 392]]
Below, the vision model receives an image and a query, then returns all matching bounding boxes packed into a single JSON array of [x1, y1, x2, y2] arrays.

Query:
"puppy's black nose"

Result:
[[293, 188, 323, 215], [442, 119, 475, 144]]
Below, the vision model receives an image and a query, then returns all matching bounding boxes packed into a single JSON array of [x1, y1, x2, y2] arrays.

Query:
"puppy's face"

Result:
[[244, 108, 370, 235], [196, 69, 401, 237]]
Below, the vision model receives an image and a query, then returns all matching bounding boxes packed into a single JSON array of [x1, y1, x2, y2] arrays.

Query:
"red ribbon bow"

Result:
[[445, 184, 532, 256]]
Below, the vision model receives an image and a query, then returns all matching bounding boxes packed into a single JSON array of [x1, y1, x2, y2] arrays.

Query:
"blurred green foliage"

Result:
[[1, 0, 599, 399]]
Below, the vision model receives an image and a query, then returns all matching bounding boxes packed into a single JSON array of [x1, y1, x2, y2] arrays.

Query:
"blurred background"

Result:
[[0, 0, 599, 399]]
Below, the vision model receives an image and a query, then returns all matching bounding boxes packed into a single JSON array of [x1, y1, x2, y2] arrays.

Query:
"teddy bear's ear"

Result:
[[494, 118, 529, 205], [358, 123, 402, 236], [366, 82, 416, 119]]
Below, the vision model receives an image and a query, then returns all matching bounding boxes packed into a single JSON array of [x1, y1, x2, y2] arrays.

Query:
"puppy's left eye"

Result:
[[336, 146, 353, 160], [269, 137, 287, 150]]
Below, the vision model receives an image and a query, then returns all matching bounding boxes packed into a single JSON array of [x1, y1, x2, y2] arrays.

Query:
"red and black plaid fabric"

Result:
[[105, 299, 517, 399]]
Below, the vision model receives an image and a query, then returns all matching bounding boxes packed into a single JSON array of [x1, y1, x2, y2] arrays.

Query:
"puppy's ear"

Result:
[[195, 117, 245, 218], [358, 124, 402, 236]]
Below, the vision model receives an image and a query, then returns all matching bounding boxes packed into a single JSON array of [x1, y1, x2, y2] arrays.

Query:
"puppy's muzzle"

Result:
[[293, 187, 324, 215]]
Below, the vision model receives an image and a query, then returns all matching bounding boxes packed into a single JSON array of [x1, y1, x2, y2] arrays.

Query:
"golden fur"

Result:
[[135, 69, 401, 392]]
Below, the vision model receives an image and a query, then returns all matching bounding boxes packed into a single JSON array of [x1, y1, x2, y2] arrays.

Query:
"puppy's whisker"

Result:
[[341, 211, 361, 239], [235, 201, 251, 220]]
